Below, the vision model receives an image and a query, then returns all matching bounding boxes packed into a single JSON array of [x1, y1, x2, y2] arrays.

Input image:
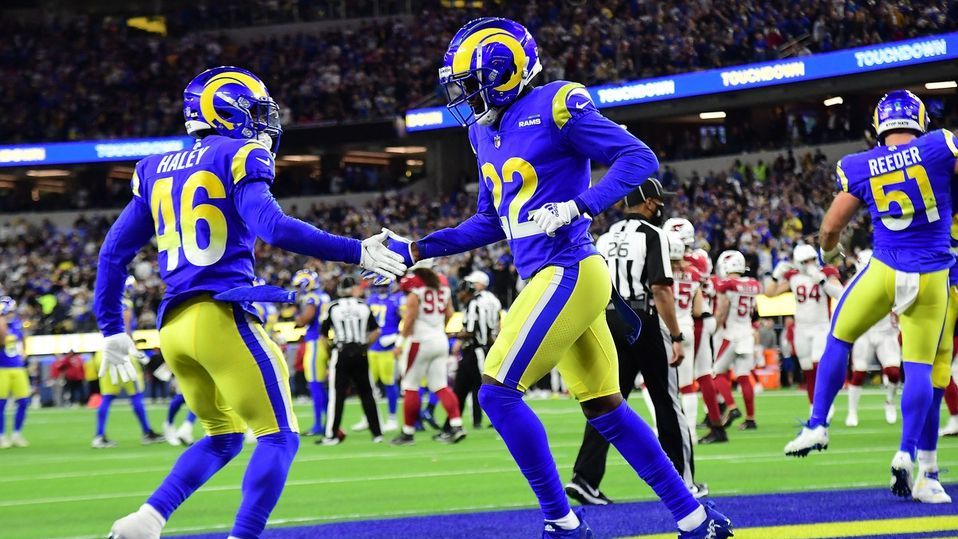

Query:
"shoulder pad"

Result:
[[550, 81, 596, 130], [231, 140, 275, 185]]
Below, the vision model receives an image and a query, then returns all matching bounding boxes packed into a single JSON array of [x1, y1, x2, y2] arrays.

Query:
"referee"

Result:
[[566, 178, 704, 505], [320, 276, 383, 445], [449, 277, 500, 428]]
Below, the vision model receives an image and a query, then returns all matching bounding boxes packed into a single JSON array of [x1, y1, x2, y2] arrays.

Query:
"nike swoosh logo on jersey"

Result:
[[255, 157, 272, 167], [575, 101, 588, 109]]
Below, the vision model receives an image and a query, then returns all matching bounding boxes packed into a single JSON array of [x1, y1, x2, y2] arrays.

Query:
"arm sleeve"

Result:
[[555, 87, 659, 215], [93, 199, 156, 336], [417, 179, 506, 259], [320, 306, 333, 334], [645, 227, 674, 285], [233, 179, 362, 264]]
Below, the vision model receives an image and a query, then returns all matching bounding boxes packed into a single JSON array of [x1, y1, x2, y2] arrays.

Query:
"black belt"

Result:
[[607, 297, 653, 315]]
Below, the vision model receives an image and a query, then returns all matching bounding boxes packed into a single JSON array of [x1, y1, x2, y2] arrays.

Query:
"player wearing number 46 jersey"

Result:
[[381, 17, 731, 539], [93, 66, 407, 539], [785, 90, 958, 505]]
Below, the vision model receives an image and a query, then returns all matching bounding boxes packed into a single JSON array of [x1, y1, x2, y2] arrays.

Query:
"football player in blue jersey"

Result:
[[360, 282, 404, 432], [93, 66, 407, 539], [292, 269, 331, 436], [0, 296, 29, 449], [92, 276, 165, 448], [785, 90, 958, 503], [384, 18, 732, 538]]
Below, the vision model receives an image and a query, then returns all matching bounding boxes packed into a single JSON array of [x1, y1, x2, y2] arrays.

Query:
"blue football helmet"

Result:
[[440, 17, 542, 127], [0, 296, 15, 315], [873, 90, 928, 144], [183, 66, 282, 153], [292, 270, 319, 291], [124, 275, 136, 296]]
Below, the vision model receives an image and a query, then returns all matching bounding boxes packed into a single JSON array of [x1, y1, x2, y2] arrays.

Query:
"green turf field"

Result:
[[0, 389, 953, 539]]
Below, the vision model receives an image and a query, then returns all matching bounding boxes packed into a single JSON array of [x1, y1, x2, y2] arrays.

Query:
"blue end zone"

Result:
[[176, 485, 958, 538]]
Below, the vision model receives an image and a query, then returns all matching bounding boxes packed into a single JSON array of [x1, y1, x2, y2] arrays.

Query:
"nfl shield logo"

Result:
[[494, 135, 501, 148]]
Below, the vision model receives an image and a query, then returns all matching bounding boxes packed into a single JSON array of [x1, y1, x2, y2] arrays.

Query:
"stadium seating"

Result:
[[1, 0, 954, 143]]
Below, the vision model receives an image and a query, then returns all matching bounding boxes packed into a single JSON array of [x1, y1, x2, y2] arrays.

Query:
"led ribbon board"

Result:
[[0, 136, 195, 168], [405, 32, 958, 132]]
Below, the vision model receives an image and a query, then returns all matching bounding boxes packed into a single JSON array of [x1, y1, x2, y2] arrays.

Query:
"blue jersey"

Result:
[[465, 81, 655, 279], [368, 291, 404, 351], [300, 291, 329, 341], [837, 129, 958, 273], [1, 317, 24, 368], [952, 184, 958, 286], [131, 135, 276, 323]]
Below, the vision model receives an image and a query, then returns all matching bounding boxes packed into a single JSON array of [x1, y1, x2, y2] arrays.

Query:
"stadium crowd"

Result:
[[2, 0, 955, 143], [0, 146, 866, 336]]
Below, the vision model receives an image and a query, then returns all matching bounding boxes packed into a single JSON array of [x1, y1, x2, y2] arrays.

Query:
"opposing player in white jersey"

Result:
[[846, 249, 903, 427], [666, 232, 706, 438], [713, 251, 762, 430], [392, 267, 465, 445], [767, 244, 843, 407], [682, 247, 726, 444]]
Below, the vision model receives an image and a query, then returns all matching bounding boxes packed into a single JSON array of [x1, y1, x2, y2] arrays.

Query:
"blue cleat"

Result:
[[542, 510, 594, 539], [679, 502, 733, 539]]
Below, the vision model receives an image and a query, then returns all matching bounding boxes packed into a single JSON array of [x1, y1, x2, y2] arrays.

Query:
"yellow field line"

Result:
[[626, 515, 958, 539]]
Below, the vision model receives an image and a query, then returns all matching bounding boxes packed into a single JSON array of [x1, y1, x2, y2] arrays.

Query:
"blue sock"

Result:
[[918, 387, 944, 452], [13, 398, 28, 432], [428, 391, 439, 407], [168, 394, 186, 424], [186, 411, 197, 423], [308, 381, 328, 434], [478, 384, 569, 520], [900, 362, 933, 458], [588, 401, 701, 522], [131, 393, 152, 434], [809, 335, 853, 427], [232, 431, 300, 539], [0, 399, 7, 435], [97, 395, 115, 437], [146, 433, 244, 519], [386, 384, 399, 415]]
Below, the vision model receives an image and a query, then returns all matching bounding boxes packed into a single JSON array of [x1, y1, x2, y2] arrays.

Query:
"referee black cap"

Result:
[[624, 178, 675, 207]]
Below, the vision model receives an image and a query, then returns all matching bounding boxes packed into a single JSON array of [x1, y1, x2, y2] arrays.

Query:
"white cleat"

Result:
[[845, 411, 859, 427], [890, 451, 914, 498], [884, 402, 897, 425], [175, 421, 194, 446], [913, 471, 952, 504], [785, 425, 829, 457], [10, 432, 28, 448], [351, 417, 370, 432], [939, 416, 958, 437], [382, 418, 398, 433], [107, 504, 165, 539], [0, 435, 11, 449], [163, 422, 181, 446]]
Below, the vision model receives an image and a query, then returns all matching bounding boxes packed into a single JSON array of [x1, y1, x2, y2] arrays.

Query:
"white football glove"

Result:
[[359, 228, 408, 283], [818, 244, 844, 265], [99, 333, 138, 384], [528, 201, 580, 237], [771, 261, 793, 281]]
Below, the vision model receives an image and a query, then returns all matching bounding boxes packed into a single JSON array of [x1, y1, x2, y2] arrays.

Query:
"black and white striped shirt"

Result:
[[463, 290, 501, 348], [596, 219, 673, 303], [321, 297, 378, 346]]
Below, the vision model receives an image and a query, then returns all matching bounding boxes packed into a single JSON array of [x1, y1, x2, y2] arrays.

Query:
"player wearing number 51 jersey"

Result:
[[786, 90, 958, 505], [93, 67, 406, 539], [383, 17, 730, 538]]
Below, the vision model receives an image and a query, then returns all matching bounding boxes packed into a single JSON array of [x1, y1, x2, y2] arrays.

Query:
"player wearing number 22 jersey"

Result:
[[383, 17, 731, 539], [92, 67, 406, 539], [786, 90, 958, 505]]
